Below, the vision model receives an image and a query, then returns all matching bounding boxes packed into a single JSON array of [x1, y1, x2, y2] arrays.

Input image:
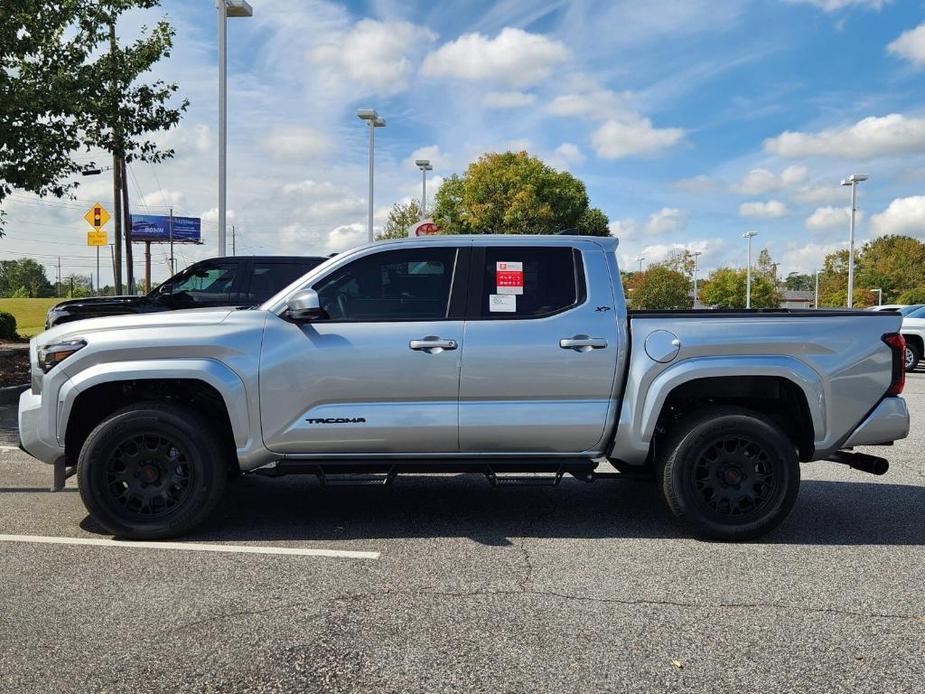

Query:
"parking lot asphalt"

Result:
[[1, 376, 923, 693]]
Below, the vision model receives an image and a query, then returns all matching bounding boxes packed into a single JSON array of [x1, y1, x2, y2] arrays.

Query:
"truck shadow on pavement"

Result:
[[81, 472, 924, 546]]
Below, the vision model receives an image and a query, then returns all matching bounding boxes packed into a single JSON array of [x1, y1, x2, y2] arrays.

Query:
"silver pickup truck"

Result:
[[18, 235, 910, 541]]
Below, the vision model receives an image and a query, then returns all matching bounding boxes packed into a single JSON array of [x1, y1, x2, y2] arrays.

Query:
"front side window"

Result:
[[248, 261, 321, 304], [159, 261, 237, 306], [313, 248, 458, 321], [477, 247, 583, 318]]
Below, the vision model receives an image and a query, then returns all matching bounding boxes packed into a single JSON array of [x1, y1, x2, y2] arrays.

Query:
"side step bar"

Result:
[[51, 460, 77, 492], [826, 450, 889, 476]]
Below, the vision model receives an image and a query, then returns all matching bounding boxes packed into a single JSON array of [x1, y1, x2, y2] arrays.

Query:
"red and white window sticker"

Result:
[[496, 261, 523, 295]]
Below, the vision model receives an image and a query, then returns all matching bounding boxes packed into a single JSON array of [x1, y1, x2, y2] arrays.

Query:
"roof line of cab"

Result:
[[371, 234, 620, 251]]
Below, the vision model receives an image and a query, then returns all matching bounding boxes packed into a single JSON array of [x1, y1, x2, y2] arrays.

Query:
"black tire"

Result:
[[905, 343, 921, 373], [657, 406, 800, 541], [78, 402, 228, 540]]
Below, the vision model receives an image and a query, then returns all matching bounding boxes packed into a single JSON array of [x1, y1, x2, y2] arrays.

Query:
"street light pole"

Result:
[[415, 159, 432, 219], [635, 256, 645, 273], [357, 109, 386, 243], [743, 231, 758, 309], [692, 250, 702, 308], [841, 173, 869, 308], [872, 288, 882, 306], [217, 0, 253, 257], [815, 269, 823, 309]]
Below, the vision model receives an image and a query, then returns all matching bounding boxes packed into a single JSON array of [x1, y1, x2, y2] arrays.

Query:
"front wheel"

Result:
[[905, 343, 921, 372], [78, 402, 228, 540], [658, 407, 800, 541]]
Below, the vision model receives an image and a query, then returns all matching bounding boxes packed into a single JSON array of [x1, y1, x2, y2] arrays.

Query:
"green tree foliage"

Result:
[[662, 249, 697, 278], [701, 266, 780, 309], [59, 273, 93, 298], [817, 236, 925, 307], [0, 258, 53, 297], [0, 311, 17, 340], [0, 1, 187, 229], [897, 286, 925, 304], [432, 151, 610, 235], [379, 200, 424, 240], [784, 272, 813, 291], [626, 265, 692, 310]]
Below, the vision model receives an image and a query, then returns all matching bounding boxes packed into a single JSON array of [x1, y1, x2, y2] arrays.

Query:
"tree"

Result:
[[59, 273, 93, 298], [0, 258, 53, 297], [431, 151, 609, 235], [854, 235, 925, 304], [626, 265, 692, 310], [701, 267, 780, 309], [785, 272, 813, 291], [663, 249, 697, 278], [898, 286, 925, 304], [379, 200, 424, 240], [817, 248, 848, 308]]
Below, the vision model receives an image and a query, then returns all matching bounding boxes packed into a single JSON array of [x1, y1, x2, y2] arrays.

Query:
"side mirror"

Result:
[[286, 289, 327, 322]]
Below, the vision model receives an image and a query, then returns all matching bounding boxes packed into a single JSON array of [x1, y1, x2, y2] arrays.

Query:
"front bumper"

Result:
[[18, 388, 65, 466], [841, 396, 910, 448]]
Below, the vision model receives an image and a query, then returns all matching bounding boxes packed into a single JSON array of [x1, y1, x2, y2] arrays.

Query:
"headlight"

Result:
[[37, 339, 86, 373]]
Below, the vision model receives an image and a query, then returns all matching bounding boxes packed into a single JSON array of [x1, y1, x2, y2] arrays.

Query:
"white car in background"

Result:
[[901, 305, 925, 371]]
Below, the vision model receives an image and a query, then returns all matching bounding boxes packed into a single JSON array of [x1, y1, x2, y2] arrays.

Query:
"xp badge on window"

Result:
[[496, 261, 524, 295], [489, 294, 516, 312]]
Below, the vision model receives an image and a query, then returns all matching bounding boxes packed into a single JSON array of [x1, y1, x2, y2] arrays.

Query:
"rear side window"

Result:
[[248, 261, 320, 303], [476, 247, 584, 318]]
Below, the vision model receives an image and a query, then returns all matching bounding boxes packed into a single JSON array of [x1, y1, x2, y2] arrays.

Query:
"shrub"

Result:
[[0, 311, 17, 340], [897, 286, 925, 305]]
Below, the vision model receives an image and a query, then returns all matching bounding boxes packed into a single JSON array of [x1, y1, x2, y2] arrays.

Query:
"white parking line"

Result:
[[0, 534, 379, 560]]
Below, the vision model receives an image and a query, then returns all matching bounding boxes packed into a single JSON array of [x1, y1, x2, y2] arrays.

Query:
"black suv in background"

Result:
[[45, 255, 327, 329]]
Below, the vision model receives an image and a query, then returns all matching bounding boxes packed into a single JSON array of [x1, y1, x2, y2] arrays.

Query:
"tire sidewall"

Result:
[[78, 405, 226, 540], [663, 412, 800, 541], [906, 344, 921, 372]]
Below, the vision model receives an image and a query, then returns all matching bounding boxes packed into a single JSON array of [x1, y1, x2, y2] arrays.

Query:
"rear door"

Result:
[[458, 243, 619, 453]]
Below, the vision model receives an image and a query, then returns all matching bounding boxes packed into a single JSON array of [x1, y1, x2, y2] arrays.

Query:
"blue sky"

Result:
[[3, 0, 925, 285]]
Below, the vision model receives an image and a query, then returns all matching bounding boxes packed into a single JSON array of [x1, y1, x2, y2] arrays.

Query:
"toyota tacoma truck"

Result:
[[18, 236, 910, 541]]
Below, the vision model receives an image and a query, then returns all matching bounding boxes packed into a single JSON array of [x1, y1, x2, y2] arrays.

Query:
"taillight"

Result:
[[882, 333, 906, 396]]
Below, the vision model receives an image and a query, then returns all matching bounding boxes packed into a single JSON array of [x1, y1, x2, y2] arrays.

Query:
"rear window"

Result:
[[477, 247, 584, 319]]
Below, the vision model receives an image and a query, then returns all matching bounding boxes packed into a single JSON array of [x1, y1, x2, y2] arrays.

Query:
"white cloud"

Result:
[[732, 165, 808, 194], [140, 189, 186, 209], [739, 200, 789, 218], [780, 240, 846, 275], [791, 184, 847, 205], [309, 19, 436, 96], [554, 143, 585, 164], [264, 126, 331, 160], [483, 91, 537, 109], [887, 22, 925, 67], [675, 175, 723, 193], [506, 138, 533, 152], [618, 238, 725, 271], [610, 208, 687, 240], [545, 89, 632, 119], [421, 28, 569, 88], [870, 195, 925, 237], [805, 206, 859, 231], [763, 114, 925, 160], [591, 117, 685, 158], [784, 0, 890, 11], [406, 145, 451, 170]]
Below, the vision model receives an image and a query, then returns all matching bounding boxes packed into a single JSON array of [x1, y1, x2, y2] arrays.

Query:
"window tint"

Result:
[[163, 261, 237, 306], [477, 247, 583, 318], [906, 305, 925, 318], [248, 261, 320, 303], [313, 248, 458, 321]]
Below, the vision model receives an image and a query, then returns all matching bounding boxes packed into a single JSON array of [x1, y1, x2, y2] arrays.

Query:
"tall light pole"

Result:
[[357, 109, 386, 243], [635, 256, 645, 273], [692, 250, 702, 308], [815, 269, 823, 309], [841, 173, 869, 308], [217, 0, 253, 257], [415, 159, 432, 219], [743, 230, 758, 309]]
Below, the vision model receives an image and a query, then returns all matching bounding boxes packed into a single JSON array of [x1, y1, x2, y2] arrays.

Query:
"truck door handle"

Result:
[[409, 337, 458, 353], [559, 336, 608, 352]]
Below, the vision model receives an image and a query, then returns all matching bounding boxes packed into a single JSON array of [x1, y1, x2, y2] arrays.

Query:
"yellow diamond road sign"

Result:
[[84, 203, 110, 230], [87, 230, 108, 247]]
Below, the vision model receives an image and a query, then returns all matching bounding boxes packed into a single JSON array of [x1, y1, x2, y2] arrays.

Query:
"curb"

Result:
[[0, 385, 28, 405]]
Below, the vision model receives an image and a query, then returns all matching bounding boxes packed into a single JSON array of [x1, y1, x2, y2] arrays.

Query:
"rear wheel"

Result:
[[78, 402, 227, 539], [905, 343, 921, 372], [658, 407, 800, 541]]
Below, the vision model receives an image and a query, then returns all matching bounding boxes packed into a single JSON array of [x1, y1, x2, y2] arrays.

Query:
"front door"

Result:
[[458, 244, 619, 453], [259, 245, 466, 455]]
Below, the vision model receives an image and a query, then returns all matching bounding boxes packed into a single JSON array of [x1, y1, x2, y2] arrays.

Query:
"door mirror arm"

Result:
[[286, 289, 328, 322]]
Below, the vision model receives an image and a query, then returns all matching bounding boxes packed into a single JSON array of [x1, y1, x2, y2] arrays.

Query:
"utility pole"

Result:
[[231, 225, 236, 256], [109, 22, 123, 295], [169, 208, 175, 275], [121, 158, 134, 294], [56, 257, 61, 297]]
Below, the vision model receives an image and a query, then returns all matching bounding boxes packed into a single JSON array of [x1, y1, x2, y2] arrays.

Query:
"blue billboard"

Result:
[[130, 214, 201, 243]]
